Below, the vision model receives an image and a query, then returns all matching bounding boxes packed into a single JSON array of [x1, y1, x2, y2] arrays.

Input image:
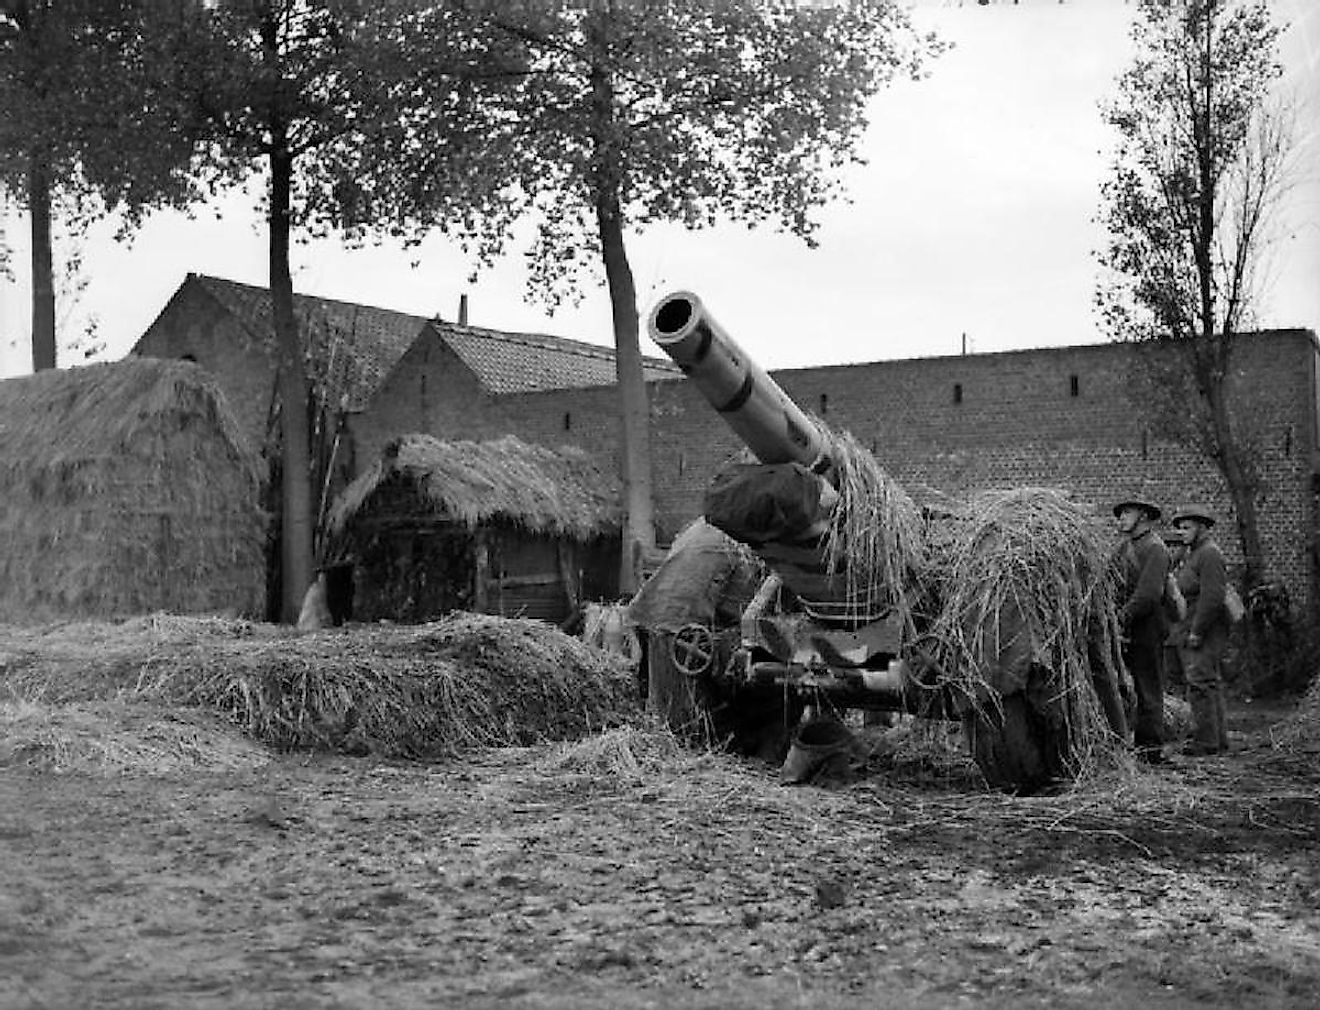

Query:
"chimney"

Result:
[[458, 293, 469, 326]]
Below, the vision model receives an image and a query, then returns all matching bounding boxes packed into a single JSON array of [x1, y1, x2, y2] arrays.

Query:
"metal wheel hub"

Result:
[[671, 623, 717, 677]]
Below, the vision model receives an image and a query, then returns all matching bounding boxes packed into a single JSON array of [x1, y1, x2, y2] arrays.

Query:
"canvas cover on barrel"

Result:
[[703, 462, 824, 545]]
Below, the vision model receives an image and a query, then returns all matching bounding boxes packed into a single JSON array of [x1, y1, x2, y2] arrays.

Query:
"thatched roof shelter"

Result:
[[328, 433, 621, 541], [0, 359, 265, 621], [327, 434, 621, 623]]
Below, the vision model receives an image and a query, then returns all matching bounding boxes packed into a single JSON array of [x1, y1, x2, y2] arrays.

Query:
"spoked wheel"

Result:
[[671, 623, 717, 677], [648, 626, 799, 758], [648, 629, 719, 742]]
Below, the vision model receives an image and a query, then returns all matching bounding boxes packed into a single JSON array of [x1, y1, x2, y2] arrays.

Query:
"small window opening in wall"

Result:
[[1284, 424, 1293, 458], [563, 412, 572, 431], [181, 353, 197, 363], [818, 393, 828, 415], [953, 383, 963, 404], [1069, 374, 1079, 397], [1141, 426, 1149, 460], [678, 451, 686, 476]]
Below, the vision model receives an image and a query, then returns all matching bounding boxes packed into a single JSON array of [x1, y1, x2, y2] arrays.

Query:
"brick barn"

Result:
[[133, 273, 430, 461]]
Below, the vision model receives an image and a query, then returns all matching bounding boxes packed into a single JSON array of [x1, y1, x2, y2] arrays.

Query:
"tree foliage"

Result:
[[486, 0, 939, 307], [367, 0, 940, 591], [315, 1, 529, 257], [0, 0, 205, 369], [1096, 0, 1293, 588]]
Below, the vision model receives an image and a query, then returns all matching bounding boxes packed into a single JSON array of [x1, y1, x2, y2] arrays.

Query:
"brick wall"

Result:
[[134, 283, 279, 454], [349, 330, 485, 466], [645, 333, 1318, 609]]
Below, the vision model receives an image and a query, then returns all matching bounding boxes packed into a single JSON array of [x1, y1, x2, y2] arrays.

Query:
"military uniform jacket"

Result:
[[1175, 537, 1228, 637], [1115, 528, 1170, 629]]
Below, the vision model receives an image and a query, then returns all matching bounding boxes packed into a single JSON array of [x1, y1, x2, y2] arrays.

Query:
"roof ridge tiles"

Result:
[[435, 319, 680, 373], [196, 273, 431, 322]]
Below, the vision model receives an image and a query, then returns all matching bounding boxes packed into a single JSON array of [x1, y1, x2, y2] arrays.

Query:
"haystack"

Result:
[[0, 359, 264, 621], [920, 488, 1125, 776], [327, 434, 621, 623]]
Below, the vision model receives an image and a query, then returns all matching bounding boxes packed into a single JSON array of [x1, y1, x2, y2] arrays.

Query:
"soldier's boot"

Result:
[[1214, 691, 1230, 752], [1182, 689, 1222, 757]]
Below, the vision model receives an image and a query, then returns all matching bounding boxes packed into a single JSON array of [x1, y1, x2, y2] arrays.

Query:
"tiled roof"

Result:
[[194, 275, 428, 411], [190, 274, 681, 405], [434, 320, 680, 394]]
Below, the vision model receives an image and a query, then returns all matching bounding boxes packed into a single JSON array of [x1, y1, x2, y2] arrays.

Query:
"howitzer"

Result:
[[637, 291, 1128, 792], [646, 290, 928, 716]]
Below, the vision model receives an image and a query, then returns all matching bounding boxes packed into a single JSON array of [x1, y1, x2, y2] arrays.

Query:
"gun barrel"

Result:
[[647, 291, 829, 472]]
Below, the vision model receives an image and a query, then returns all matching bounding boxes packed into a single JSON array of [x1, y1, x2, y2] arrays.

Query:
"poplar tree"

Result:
[[0, 1, 199, 370], [1097, 0, 1294, 590]]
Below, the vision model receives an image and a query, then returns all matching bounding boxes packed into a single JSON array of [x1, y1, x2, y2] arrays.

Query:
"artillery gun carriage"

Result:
[[630, 292, 1128, 792]]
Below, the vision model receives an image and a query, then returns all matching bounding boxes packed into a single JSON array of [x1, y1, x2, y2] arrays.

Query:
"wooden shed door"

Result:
[[487, 530, 573, 623]]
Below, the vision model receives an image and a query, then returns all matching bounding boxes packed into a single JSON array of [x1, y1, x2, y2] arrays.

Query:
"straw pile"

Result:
[[1, 613, 639, 759], [0, 359, 265, 621], [536, 723, 701, 785], [0, 613, 266, 702], [819, 425, 926, 623], [919, 488, 1125, 775], [1270, 675, 1320, 752], [0, 699, 270, 775]]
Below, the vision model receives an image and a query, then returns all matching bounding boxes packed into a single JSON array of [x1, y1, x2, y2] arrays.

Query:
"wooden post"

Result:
[[473, 527, 489, 614], [557, 540, 581, 617]]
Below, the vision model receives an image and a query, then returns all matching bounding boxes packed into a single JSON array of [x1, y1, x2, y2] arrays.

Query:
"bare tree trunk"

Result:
[[1190, 9, 1264, 590], [1226, 475, 1264, 589], [1204, 376, 1265, 587], [27, 157, 55, 371], [597, 192, 655, 596], [260, 0, 314, 624], [269, 139, 315, 623], [588, 4, 655, 596]]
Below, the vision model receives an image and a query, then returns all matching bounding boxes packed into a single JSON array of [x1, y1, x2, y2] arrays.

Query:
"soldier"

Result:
[[1169, 505, 1231, 756], [1112, 495, 1171, 763], [1162, 522, 1189, 690]]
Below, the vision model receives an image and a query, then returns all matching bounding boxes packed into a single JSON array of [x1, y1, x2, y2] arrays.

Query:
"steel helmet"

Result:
[[1112, 496, 1162, 521], [1170, 505, 1216, 529]]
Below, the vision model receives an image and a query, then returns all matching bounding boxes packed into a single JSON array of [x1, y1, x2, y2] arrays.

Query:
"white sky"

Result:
[[1, 0, 1317, 378]]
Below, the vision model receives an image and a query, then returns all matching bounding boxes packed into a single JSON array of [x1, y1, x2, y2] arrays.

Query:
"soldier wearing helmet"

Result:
[[1170, 505, 1230, 756], [1111, 494, 1171, 763]]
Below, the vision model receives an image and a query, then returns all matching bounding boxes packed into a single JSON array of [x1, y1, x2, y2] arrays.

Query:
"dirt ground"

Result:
[[2, 696, 1318, 1010]]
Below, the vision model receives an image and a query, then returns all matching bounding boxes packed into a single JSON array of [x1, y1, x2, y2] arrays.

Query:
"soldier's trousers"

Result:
[[1179, 624, 1229, 752], [1125, 615, 1165, 753]]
